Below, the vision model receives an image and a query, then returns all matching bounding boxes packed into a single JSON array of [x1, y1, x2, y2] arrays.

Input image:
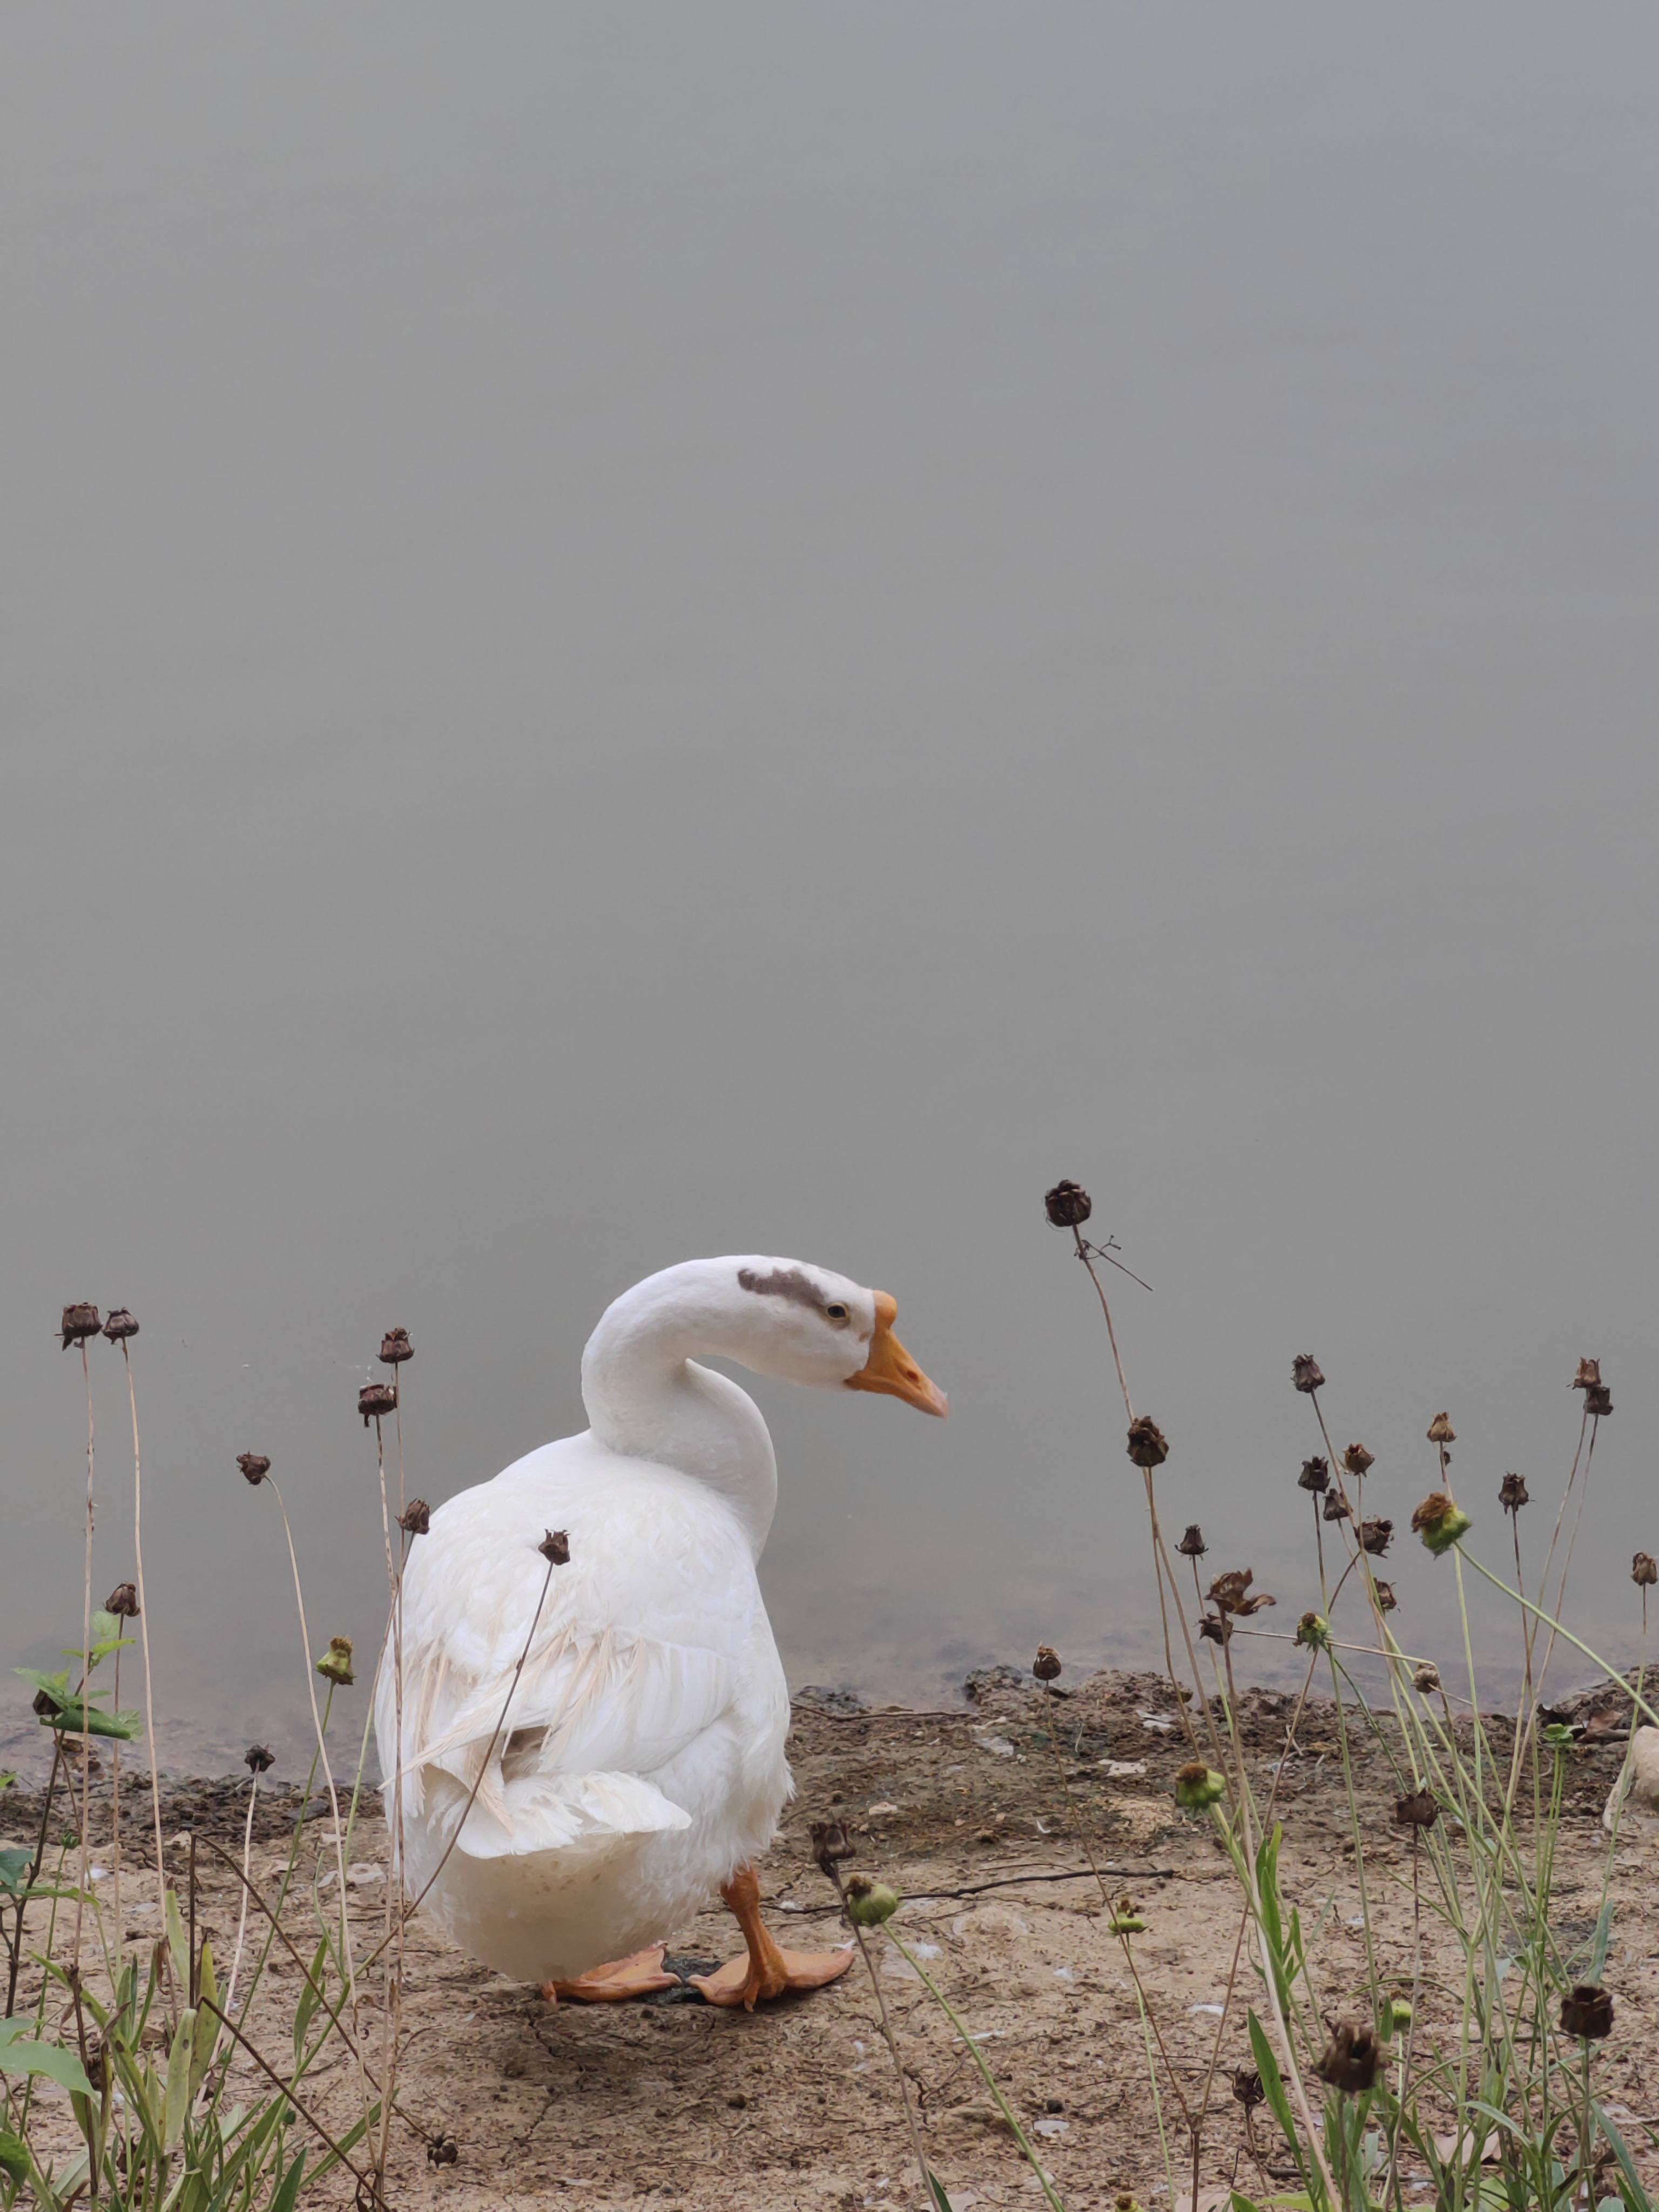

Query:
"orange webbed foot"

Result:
[[690, 1943, 854, 2010], [542, 1945, 681, 2004]]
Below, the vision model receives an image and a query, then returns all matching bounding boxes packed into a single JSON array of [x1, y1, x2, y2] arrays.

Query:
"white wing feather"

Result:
[[379, 1436, 758, 1863]]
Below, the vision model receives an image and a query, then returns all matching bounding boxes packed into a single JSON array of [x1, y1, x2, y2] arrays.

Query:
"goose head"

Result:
[[728, 1260, 948, 1416]]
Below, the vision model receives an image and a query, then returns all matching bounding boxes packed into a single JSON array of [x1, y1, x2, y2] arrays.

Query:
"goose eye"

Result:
[[825, 1303, 849, 1324]]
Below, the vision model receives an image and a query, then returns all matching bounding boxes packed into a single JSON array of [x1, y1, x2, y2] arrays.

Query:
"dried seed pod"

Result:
[[1296, 1611, 1331, 1651], [1298, 1457, 1331, 1494], [1126, 1415, 1169, 1468], [237, 1453, 271, 1486], [809, 1818, 855, 1874], [1633, 1553, 1658, 1589], [1584, 1382, 1613, 1418], [1176, 1524, 1208, 1557], [844, 1875, 901, 1926], [1571, 1358, 1602, 1392], [1341, 1444, 1374, 1478], [1322, 1490, 1352, 1522], [1174, 1762, 1226, 1810], [538, 1529, 571, 1566], [1032, 1645, 1062, 1683], [1198, 1616, 1231, 1645], [1291, 1355, 1325, 1395], [1043, 1181, 1092, 1229], [397, 1499, 431, 1536], [1316, 2022, 1381, 2094], [1359, 1518, 1393, 1557], [1412, 1662, 1442, 1695], [379, 1328, 413, 1365], [102, 1309, 139, 1343], [358, 1382, 397, 1427], [104, 1582, 139, 1618], [1559, 1985, 1614, 2040], [1231, 2068, 1265, 2110], [1208, 1568, 1276, 1618], [1411, 1491, 1472, 1555], [244, 1744, 275, 1774], [1373, 1581, 1398, 1613], [60, 1304, 101, 1350], [426, 2139, 459, 2170], [1499, 1472, 1529, 1513], [1426, 1412, 1455, 1445], [315, 1635, 355, 1687], [32, 1688, 59, 1719], [1394, 1788, 1439, 1829]]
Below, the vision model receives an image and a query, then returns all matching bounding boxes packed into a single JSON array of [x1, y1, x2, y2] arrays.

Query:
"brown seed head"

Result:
[[1426, 1412, 1455, 1445], [1198, 1616, 1231, 1644], [1559, 1985, 1614, 2040], [1373, 1580, 1398, 1613], [1571, 1357, 1602, 1392], [1176, 1524, 1208, 1557], [1359, 1518, 1393, 1557], [810, 1818, 856, 1876], [60, 1303, 101, 1350], [358, 1382, 397, 1427], [1032, 1645, 1062, 1683], [1208, 1568, 1276, 1617], [244, 1744, 275, 1774], [1584, 1382, 1613, 1418], [1341, 1444, 1374, 1477], [1633, 1553, 1658, 1589], [379, 1327, 414, 1365], [1126, 1414, 1169, 1468], [1394, 1788, 1439, 1829], [426, 2139, 459, 2170], [1298, 1456, 1331, 1494], [538, 1529, 571, 1566], [237, 1453, 271, 1486], [1316, 2022, 1381, 2094], [1499, 1472, 1529, 1513], [1323, 1490, 1352, 1522], [32, 1688, 59, 1718], [1231, 2067, 1265, 2110], [1412, 1662, 1442, 1695], [102, 1309, 139, 1343], [1043, 1180, 1092, 1229], [1291, 1355, 1325, 1395], [104, 1582, 139, 1618], [397, 1499, 431, 1536]]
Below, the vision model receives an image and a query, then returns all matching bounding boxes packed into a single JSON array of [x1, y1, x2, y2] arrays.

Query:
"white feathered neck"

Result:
[[579, 1259, 785, 1559]]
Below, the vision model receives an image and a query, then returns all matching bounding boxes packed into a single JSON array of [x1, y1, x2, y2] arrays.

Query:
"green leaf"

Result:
[[926, 2170, 952, 2212], [1594, 2105, 1654, 2212], [164, 2009, 195, 2150], [14, 1668, 70, 1701], [1247, 2013, 1308, 2190], [190, 1943, 220, 2093], [40, 1702, 139, 1741], [268, 2147, 307, 2212], [0, 2038, 95, 2096], [293, 1939, 328, 2071], [0, 1850, 32, 1899], [0, 2129, 28, 2184], [165, 1889, 190, 1995]]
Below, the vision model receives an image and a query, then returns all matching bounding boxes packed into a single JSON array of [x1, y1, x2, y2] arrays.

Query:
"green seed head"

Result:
[[844, 1876, 901, 1927], [1174, 1762, 1226, 1811], [315, 1635, 355, 1687], [1296, 1610, 1331, 1651], [1410, 1492, 1472, 1556]]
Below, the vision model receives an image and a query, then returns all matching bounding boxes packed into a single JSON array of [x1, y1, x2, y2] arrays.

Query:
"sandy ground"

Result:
[[6, 1668, 1658, 2212]]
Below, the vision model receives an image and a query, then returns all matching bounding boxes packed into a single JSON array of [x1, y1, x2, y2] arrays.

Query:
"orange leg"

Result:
[[541, 1945, 681, 2004], [689, 1864, 855, 2011]]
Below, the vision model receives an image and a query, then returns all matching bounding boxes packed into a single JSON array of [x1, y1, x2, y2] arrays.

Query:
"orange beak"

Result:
[[845, 1291, 949, 1417]]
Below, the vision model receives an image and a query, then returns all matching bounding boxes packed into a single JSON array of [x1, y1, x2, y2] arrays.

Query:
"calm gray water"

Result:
[[5, 5, 1659, 1776]]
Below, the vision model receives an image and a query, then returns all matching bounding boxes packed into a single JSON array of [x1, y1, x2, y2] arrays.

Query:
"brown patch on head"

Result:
[[737, 1265, 831, 1314]]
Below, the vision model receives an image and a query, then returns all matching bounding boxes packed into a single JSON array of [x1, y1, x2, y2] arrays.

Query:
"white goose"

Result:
[[377, 1255, 946, 2007]]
